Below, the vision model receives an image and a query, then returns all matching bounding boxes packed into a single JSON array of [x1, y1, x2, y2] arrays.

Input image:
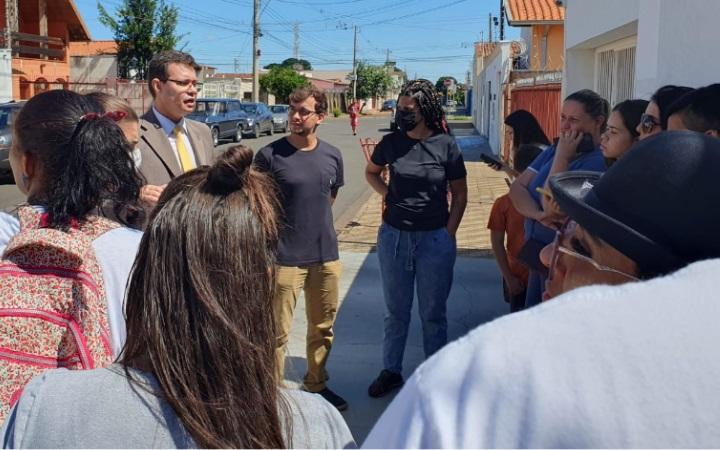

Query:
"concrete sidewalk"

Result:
[[280, 127, 513, 444]]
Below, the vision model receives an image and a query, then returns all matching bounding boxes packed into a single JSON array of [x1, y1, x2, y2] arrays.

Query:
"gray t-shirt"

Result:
[[254, 137, 344, 266], [0, 365, 355, 449]]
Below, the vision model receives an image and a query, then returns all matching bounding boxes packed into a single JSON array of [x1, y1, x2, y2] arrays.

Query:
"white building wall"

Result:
[[0, 50, 11, 103], [565, 0, 720, 100], [472, 42, 514, 154]]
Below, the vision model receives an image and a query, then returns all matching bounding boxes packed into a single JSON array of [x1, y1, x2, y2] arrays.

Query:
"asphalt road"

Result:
[[0, 114, 392, 225]]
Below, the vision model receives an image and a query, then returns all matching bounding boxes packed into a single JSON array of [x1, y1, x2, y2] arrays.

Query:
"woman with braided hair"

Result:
[[365, 79, 467, 398]]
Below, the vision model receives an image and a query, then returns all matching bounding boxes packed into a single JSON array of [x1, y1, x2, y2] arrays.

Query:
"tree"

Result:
[[355, 62, 392, 100], [259, 66, 310, 103], [435, 76, 458, 92], [98, 0, 183, 80], [263, 58, 312, 71]]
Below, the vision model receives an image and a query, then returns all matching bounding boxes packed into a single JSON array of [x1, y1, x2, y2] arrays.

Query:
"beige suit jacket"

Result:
[[137, 109, 216, 186]]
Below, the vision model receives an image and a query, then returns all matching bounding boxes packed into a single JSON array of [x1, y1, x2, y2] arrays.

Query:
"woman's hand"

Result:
[[556, 130, 583, 161]]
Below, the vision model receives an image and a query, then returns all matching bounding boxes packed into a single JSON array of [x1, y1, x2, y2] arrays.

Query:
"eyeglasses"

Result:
[[639, 113, 660, 134], [288, 106, 316, 119], [548, 219, 639, 282], [163, 79, 203, 90]]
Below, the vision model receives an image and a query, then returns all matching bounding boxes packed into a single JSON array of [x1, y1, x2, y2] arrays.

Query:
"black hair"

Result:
[[146, 51, 200, 97], [13, 90, 143, 229], [650, 85, 694, 130], [513, 144, 543, 173], [664, 83, 720, 133], [504, 109, 551, 149], [612, 99, 649, 138], [399, 79, 448, 134], [564, 89, 610, 130]]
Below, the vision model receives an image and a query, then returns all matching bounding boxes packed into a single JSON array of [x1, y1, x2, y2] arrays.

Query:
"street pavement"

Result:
[[0, 115, 391, 225], [281, 122, 513, 444]]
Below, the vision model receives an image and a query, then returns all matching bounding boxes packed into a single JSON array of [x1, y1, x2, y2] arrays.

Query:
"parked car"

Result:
[[240, 102, 274, 138], [187, 98, 250, 146], [0, 101, 26, 174], [381, 99, 396, 111], [269, 104, 289, 133]]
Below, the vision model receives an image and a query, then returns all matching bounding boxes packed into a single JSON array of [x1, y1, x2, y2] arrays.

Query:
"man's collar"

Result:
[[152, 105, 187, 136]]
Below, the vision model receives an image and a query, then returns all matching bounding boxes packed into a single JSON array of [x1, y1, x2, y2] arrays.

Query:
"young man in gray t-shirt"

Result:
[[253, 87, 347, 411]]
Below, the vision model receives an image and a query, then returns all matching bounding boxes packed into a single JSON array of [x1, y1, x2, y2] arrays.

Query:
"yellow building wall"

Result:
[[530, 24, 564, 71]]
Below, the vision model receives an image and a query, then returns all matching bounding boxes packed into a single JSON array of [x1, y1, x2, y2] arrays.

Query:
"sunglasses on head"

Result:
[[640, 114, 660, 133]]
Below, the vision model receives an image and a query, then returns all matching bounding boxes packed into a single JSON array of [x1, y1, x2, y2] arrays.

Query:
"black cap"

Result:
[[549, 131, 720, 276]]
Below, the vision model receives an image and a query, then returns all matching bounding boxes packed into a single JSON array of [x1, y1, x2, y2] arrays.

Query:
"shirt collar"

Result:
[[152, 105, 187, 136]]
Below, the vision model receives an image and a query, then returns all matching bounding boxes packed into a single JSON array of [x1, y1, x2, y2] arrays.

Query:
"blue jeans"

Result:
[[525, 270, 545, 308], [377, 222, 457, 374]]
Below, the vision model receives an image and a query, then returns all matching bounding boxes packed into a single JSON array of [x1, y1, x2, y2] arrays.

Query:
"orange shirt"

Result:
[[487, 193, 528, 285]]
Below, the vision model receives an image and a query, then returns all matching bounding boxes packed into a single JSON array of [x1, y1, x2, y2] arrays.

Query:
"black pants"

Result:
[[503, 280, 527, 313]]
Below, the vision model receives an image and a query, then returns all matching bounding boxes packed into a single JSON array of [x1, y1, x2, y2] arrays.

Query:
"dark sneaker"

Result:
[[315, 387, 348, 411], [368, 369, 404, 398]]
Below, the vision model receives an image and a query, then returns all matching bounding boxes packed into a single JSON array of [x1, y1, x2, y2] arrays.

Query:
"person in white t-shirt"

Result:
[[363, 131, 720, 448]]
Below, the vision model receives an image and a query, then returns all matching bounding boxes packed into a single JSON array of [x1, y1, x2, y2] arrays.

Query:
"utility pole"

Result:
[[488, 13, 493, 42], [499, 0, 505, 40], [5, 0, 18, 49], [234, 57, 239, 73], [293, 22, 300, 60], [351, 25, 357, 100], [252, 0, 260, 102]]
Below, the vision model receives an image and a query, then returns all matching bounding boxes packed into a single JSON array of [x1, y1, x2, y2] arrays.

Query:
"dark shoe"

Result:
[[368, 369, 404, 398], [315, 387, 348, 411]]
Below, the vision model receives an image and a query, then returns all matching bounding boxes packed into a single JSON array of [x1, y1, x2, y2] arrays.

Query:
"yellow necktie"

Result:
[[174, 125, 195, 172]]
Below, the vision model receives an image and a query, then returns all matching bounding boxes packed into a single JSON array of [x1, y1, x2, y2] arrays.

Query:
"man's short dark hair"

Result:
[[146, 51, 201, 97], [288, 86, 328, 115], [514, 144, 542, 173], [666, 83, 720, 133]]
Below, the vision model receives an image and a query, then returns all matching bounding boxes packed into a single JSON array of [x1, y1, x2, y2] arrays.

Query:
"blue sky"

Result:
[[74, 0, 520, 83]]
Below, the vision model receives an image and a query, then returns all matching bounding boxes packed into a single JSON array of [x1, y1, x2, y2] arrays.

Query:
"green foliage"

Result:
[[98, 0, 183, 80], [453, 84, 466, 105], [264, 58, 312, 71], [259, 66, 310, 103], [355, 62, 392, 100], [332, 107, 341, 118], [435, 76, 458, 91]]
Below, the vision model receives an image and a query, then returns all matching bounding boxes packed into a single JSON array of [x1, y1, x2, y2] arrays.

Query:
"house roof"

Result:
[[208, 73, 253, 79], [475, 41, 523, 59], [504, 0, 565, 25], [68, 40, 117, 57]]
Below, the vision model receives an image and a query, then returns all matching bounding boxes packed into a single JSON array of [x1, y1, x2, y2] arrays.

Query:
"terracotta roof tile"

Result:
[[504, 0, 565, 24]]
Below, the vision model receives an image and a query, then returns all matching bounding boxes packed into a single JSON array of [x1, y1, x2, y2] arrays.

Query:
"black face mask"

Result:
[[396, 109, 418, 132]]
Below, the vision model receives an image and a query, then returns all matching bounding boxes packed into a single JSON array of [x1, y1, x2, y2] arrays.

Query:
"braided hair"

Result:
[[399, 79, 449, 134]]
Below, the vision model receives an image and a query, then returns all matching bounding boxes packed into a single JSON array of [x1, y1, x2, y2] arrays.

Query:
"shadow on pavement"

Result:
[[320, 250, 509, 444]]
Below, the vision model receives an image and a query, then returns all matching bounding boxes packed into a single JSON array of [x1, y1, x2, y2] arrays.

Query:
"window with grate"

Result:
[[595, 39, 636, 107]]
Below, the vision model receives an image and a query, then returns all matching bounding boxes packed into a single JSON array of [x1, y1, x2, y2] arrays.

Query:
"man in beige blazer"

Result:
[[137, 51, 215, 206]]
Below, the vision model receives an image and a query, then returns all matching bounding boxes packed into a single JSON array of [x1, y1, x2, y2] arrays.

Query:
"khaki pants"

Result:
[[274, 260, 342, 392]]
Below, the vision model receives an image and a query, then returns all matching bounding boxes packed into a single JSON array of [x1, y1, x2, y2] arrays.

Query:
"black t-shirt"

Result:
[[254, 137, 344, 266], [371, 132, 467, 231]]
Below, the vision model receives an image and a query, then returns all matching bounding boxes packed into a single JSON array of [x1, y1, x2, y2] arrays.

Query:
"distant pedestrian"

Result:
[[253, 86, 347, 411], [365, 79, 467, 398], [488, 144, 542, 312], [0, 90, 144, 421], [137, 50, 215, 208], [0, 146, 355, 448], [349, 99, 360, 135]]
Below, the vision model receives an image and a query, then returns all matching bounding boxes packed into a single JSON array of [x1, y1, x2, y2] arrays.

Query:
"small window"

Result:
[[595, 37, 636, 106]]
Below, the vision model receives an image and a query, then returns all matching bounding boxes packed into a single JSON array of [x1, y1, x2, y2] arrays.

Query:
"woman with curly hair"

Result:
[[365, 79, 467, 398]]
